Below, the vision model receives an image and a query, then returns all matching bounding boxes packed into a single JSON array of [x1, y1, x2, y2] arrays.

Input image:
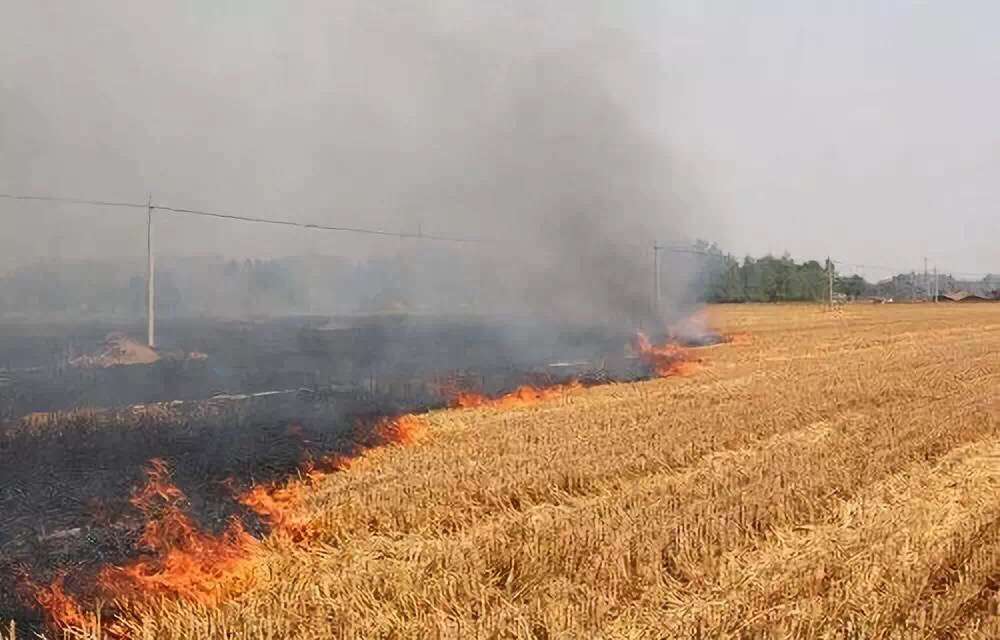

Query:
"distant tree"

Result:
[[837, 274, 866, 299], [742, 256, 757, 301], [689, 249, 865, 303]]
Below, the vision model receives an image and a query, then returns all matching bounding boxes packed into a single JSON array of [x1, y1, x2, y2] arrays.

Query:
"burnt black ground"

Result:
[[0, 393, 394, 629], [0, 373, 612, 629], [0, 315, 649, 419], [0, 316, 717, 629]]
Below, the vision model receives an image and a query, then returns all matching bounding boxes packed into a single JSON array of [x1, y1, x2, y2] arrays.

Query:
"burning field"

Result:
[[0, 316, 703, 636], [3, 303, 1000, 639]]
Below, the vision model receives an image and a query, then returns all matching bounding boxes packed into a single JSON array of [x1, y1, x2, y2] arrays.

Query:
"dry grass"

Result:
[[13, 303, 1000, 639]]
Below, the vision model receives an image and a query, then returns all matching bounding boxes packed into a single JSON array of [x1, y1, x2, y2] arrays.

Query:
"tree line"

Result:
[[687, 241, 997, 302], [1, 246, 994, 319], [688, 241, 833, 303]]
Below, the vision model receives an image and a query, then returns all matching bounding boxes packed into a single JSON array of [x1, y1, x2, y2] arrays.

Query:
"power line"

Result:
[[833, 259, 994, 280], [656, 246, 713, 256], [0, 190, 718, 255], [0, 192, 484, 244], [833, 260, 912, 273], [13, 191, 991, 273], [0, 193, 147, 210], [150, 204, 484, 243]]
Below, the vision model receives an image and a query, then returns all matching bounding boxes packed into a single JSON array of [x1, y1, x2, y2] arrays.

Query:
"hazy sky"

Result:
[[1, 1, 997, 279]]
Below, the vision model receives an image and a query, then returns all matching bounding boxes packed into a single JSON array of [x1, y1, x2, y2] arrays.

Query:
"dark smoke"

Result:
[[0, 2, 700, 330], [0, 8, 708, 626], [374, 11, 694, 329]]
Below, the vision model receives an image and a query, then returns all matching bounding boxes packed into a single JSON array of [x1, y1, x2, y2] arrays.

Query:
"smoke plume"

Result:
[[0, 2, 700, 328]]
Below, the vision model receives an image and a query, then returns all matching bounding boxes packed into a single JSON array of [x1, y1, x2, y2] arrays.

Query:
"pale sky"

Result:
[[1, 1, 997, 279], [645, 2, 999, 279]]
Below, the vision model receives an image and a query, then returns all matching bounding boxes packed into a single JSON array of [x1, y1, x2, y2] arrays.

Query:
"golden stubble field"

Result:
[[14, 303, 1000, 639]]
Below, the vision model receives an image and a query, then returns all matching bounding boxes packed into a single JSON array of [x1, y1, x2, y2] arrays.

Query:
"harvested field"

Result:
[[7, 303, 1000, 638]]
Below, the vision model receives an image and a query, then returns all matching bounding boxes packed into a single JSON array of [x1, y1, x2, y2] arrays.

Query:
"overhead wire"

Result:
[[833, 259, 993, 280], [0, 192, 484, 244], [149, 204, 485, 243], [0, 190, 713, 255], [0, 193, 147, 210], [1, 191, 995, 271]]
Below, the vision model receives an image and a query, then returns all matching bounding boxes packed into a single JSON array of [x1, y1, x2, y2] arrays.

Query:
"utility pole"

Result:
[[146, 194, 155, 349], [923, 257, 928, 301], [827, 257, 834, 308], [933, 265, 938, 302]]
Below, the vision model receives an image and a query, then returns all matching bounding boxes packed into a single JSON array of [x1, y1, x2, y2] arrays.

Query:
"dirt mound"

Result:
[[70, 334, 160, 368]]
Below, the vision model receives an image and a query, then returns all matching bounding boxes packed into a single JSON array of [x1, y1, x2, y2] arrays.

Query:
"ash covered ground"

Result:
[[0, 313, 722, 628]]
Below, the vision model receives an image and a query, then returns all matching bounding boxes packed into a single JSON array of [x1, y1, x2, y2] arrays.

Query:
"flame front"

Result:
[[452, 381, 583, 409], [30, 574, 88, 630], [373, 414, 428, 446], [28, 321, 731, 634], [96, 458, 259, 605], [32, 458, 260, 634], [631, 332, 698, 377], [241, 414, 427, 542]]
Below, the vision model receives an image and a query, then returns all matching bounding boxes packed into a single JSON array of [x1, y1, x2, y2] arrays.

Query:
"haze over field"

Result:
[[2, 1, 998, 278], [2, 5, 1000, 636]]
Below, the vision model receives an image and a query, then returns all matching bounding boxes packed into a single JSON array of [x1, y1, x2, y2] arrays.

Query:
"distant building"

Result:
[[951, 278, 999, 298], [938, 291, 994, 303]]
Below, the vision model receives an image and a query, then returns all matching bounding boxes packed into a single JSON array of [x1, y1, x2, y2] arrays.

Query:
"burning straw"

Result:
[[24, 329, 721, 636]]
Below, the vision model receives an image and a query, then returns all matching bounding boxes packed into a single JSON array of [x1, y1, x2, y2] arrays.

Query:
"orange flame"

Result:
[[29, 574, 88, 630], [372, 414, 428, 446], [30, 319, 729, 633], [241, 414, 427, 542], [631, 332, 698, 377], [33, 414, 428, 631], [95, 459, 259, 605], [241, 482, 307, 538], [453, 381, 583, 409], [33, 459, 261, 631]]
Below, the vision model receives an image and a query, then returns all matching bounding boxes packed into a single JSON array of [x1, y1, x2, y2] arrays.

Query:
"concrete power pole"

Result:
[[933, 265, 938, 302], [827, 257, 834, 308], [924, 257, 928, 301], [146, 194, 155, 349]]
